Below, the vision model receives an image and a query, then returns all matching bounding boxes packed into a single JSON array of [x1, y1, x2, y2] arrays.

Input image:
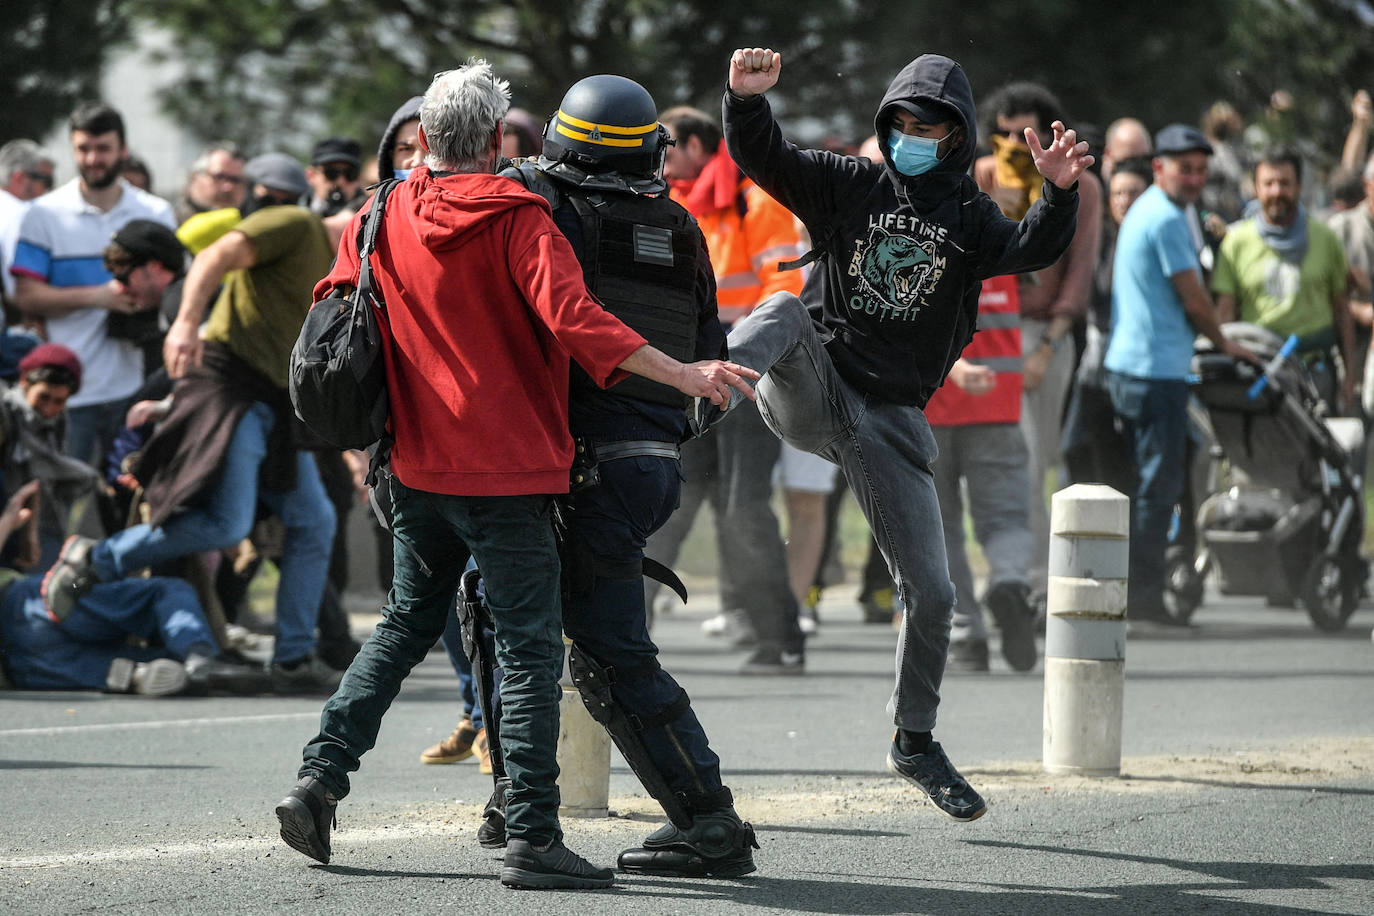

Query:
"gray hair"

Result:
[[190, 141, 245, 175], [0, 139, 55, 180], [420, 60, 511, 172]]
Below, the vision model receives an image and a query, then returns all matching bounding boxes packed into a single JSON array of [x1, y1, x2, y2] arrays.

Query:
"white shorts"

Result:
[[774, 441, 839, 493]]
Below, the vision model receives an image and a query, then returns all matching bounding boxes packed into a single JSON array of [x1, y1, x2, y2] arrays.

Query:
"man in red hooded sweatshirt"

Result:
[[276, 60, 758, 890]]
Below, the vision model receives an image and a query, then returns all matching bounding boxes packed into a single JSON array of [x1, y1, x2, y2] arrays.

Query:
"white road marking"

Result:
[[0, 712, 319, 738]]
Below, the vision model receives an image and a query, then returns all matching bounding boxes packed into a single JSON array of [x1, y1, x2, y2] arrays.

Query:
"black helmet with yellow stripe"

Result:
[[541, 75, 671, 181]]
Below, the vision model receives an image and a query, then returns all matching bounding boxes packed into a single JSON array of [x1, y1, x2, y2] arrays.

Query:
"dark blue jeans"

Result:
[[1106, 371, 1189, 613], [300, 482, 565, 845], [560, 453, 725, 804], [0, 576, 212, 689]]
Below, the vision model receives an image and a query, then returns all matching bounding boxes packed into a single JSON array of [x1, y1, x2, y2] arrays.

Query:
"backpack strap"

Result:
[[356, 179, 401, 310]]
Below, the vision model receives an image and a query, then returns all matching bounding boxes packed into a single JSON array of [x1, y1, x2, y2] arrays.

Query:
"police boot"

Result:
[[476, 776, 510, 849], [617, 806, 759, 878]]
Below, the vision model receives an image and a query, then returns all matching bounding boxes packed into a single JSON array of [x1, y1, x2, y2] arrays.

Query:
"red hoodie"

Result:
[[314, 168, 647, 496]]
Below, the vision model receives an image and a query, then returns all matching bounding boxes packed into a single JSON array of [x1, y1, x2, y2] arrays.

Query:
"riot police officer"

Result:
[[498, 75, 758, 877]]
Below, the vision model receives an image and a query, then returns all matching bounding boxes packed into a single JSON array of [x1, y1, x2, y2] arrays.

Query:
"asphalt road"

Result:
[[2, 587, 1371, 915]]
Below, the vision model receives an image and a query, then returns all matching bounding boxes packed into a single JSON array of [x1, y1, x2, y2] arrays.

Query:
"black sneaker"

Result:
[[477, 777, 510, 849], [271, 653, 344, 695], [984, 581, 1037, 672], [946, 638, 990, 673], [500, 838, 614, 889], [617, 808, 759, 878], [185, 652, 270, 695], [275, 776, 338, 864], [886, 738, 987, 822], [739, 645, 804, 676]]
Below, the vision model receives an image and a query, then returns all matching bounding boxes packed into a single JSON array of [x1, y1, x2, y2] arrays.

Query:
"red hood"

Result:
[[403, 166, 550, 250]]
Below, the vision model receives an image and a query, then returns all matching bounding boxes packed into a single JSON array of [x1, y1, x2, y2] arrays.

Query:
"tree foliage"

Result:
[[119, 0, 1374, 170], [1, 0, 129, 145]]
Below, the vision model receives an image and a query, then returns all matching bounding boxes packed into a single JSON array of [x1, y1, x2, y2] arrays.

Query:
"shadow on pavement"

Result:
[[318, 863, 489, 882], [621, 859, 1369, 915], [1113, 773, 1374, 797]]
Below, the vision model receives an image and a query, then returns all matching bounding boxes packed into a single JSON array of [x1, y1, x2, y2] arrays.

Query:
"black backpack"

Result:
[[289, 179, 399, 450]]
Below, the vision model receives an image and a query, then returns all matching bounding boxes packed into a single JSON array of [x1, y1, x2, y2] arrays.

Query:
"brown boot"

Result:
[[419, 719, 478, 765], [474, 728, 493, 775]]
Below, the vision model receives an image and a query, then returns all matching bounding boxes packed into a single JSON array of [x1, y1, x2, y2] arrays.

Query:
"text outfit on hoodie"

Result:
[[720, 56, 1078, 731]]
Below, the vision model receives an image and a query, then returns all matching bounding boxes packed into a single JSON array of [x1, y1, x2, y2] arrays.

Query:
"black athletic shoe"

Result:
[[275, 776, 338, 864], [184, 652, 270, 695], [477, 777, 510, 849], [739, 645, 804, 675], [886, 738, 987, 822], [946, 638, 990, 673], [500, 838, 614, 889], [617, 809, 759, 878], [984, 581, 1037, 672]]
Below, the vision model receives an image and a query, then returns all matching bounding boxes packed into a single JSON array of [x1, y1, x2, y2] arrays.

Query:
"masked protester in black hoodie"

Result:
[[712, 48, 1093, 822]]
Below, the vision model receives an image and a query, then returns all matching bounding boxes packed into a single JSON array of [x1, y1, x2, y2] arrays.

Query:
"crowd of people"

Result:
[[0, 44, 1371, 888]]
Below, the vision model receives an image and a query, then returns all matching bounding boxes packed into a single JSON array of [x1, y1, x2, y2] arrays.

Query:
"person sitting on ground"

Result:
[[0, 479, 265, 695]]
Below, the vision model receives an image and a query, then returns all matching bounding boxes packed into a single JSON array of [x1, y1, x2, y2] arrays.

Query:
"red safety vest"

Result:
[[923, 274, 1022, 427]]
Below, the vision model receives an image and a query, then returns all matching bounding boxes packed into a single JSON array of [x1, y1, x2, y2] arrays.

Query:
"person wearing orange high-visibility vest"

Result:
[[923, 274, 1036, 674], [645, 105, 808, 674]]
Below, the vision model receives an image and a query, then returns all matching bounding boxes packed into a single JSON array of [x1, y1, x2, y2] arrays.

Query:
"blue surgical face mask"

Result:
[[393, 168, 412, 180], [888, 128, 949, 176]]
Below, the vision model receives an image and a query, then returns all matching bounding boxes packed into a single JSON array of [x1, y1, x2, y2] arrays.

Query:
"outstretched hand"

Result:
[[0, 480, 40, 569], [729, 48, 782, 97], [1027, 121, 1094, 190], [680, 360, 760, 407]]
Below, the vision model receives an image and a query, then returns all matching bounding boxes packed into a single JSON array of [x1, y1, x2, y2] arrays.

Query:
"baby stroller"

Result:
[[1182, 323, 1366, 631]]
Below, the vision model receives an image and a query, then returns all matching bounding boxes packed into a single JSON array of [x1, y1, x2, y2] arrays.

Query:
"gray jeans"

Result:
[[932, 423, 1033, 643], [726, 293, 955, 731]]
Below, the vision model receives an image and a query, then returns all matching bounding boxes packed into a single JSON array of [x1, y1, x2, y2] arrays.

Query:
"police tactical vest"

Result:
[[504, 162, 701, 408]]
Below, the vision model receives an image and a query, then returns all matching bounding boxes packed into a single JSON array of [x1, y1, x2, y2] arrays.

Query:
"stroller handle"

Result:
[[1246, 334, 1300, 401]]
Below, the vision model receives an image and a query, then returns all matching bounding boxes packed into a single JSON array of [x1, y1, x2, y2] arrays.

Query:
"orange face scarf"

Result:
[[991, 134, 1042, 220], [670, 139, 740, 217]]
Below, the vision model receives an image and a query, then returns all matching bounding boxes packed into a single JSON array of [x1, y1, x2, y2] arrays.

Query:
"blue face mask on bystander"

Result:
[[888, 128, 948, 177]]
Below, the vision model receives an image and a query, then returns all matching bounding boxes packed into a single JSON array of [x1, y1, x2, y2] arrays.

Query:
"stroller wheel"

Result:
[[1301, 554, 1359, 632], [1162, 547, 1204, 624]]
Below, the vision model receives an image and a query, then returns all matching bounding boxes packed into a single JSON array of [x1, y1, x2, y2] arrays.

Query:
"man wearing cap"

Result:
[[45, 152, 341, 694], [306, 137, 367, 218], [8, 103, 175, 468], [102, 220, 189, 376], [1105, 124, 1256, 622]]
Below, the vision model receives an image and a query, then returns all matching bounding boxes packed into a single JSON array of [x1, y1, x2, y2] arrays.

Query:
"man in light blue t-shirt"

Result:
[[1103, 124, 1254, 621]]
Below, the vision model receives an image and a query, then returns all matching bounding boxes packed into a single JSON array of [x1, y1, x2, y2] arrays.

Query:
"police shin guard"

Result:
[[569, 643, 692, 829], [568, 644, 759, 877]]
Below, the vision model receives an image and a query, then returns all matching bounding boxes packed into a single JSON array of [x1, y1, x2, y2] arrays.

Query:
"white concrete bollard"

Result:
[[1043, 484, 1130, 777], [556, 639, 610, 817]]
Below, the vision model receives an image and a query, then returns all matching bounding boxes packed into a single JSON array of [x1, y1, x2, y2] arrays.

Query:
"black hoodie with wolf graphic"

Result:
[[723, 54, 1079, 407]]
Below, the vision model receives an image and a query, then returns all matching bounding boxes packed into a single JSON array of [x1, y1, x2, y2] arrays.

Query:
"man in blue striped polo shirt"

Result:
[[9, 103, 176, 466]]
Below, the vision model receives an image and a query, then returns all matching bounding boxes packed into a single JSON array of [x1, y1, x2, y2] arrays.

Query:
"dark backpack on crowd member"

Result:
[[289, 179, 399, 451]]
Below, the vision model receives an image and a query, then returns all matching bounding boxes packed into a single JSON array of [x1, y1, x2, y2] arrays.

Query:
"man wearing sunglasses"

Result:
[[175, 142, 246, 226], [1, 140, 57, 313], [305, 136, 368, 218]]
